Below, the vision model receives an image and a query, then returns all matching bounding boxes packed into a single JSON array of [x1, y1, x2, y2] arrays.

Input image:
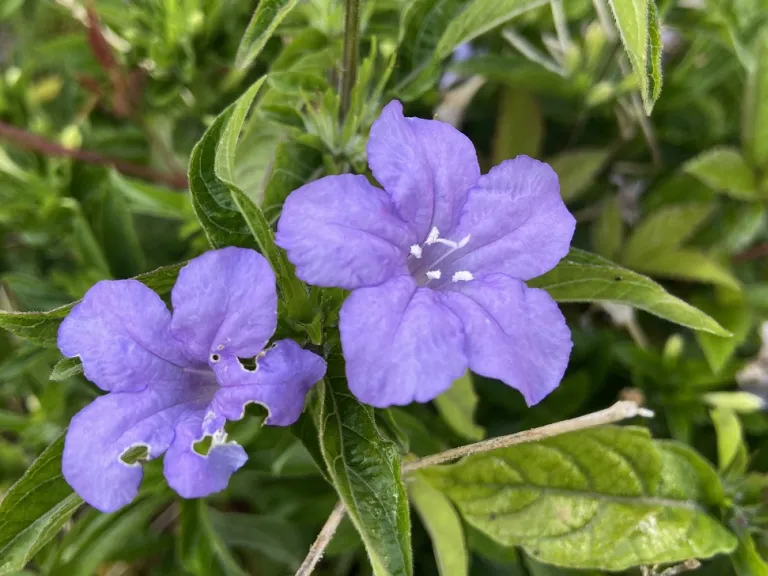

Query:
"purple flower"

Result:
[[58, 247, 326, 513], [276, 101, 575, 408]]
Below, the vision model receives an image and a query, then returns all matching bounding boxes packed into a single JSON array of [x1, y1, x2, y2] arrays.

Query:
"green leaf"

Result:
[[191, 77, 310, 319], [209, 510, 304, 568], [396, 0, 545, 99], [703, 392, 766, 414], [0, 494, 82, 575], [235, 0, 301, 72], [49, 357, 83, 381], [743, 30, 768, 170], [109, 170, 192, 220], [190, 78, 268, 250], [710, 408, 744, 472], [317, 379, 412, 576], [291, 410, 332, 484], [655, 440, 726, 506], [59, 498, 164, 576], [423, 426, 736, 571], [0, 304, 73, 348], [712, 203, 767, 255], [684, 148, 758, 200], [0, 262, 183, 348], [695, 296, 751, 373], [232, 115, 286, 206], [261, 138, 323, 221], [731, 533, 768, 575], [549, 149, 610, 203], [178, 500, 247, 576], [409, 475, 468, 576], [434, 372, 485, 442], [592, 196, 624, 260], [0, 147, 32, 182], [492, 88, 543, 164], [528, 249, 730, 336], [0, 435, 84, 571], [608, 0, 663, 114], [622, 202, 713, 265], [85, 183, 146, 279], [633, 249, 741, 290], [66, 200, 111, 277], [435, 0, 548, 60]]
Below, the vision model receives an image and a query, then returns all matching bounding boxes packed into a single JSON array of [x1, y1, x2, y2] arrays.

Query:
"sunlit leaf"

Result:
[[684, 148, 759, 201], [529, 249, 730, 336], [424, 427, 736, 570]]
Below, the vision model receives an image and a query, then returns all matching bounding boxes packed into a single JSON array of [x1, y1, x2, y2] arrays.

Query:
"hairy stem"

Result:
[[339, 0, 361, 121], [294, 502, 346, 576], [295, 401, 653, 575], [402, 400, 652, 472], [0, 121, 188, 189]]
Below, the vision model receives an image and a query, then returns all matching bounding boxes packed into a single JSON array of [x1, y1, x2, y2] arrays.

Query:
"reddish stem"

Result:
[[734, 242, 768, 262], [0, 120, 188, 189]]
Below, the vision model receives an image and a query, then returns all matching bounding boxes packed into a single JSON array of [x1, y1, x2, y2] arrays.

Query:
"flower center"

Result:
[[408, 226, 474, 288]]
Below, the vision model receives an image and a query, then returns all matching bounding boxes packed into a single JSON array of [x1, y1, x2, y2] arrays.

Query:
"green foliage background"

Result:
[[1, 0, 768, 574]]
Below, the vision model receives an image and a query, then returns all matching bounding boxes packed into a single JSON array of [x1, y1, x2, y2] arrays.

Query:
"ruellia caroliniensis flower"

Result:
[[276, 101, 575, 408], [58, 247, 326, 512]]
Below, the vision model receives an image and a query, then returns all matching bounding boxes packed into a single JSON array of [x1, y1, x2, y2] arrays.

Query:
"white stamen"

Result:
[[434, 237, 459, 249], [212, 429, 228, 447], [457, 234, 471, 248], [410, 244, 423, 259], [425, 226, 440, 245], [426, 270, 442, 280], [452, 271, 474, 282]]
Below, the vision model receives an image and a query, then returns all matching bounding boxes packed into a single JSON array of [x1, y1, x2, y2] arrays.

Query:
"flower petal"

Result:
[[208, 340, 326, 427], [444, 274, 572, 406], [276, 174, 415, 290], [163, 411, 247, 499], [451, 156, 575, 281], [58, 280, 191, 393], [62, 377, 211, 512], [367, 100, 480, 239], [340, 276, 468, 407], [171, 247, 277, 363]]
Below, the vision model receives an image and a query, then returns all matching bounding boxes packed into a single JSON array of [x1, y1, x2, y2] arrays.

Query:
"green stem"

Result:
[[339, 0, 361, 121]]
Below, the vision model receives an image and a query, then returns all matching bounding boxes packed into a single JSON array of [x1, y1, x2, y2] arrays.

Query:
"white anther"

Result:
[[410, 244, 423, 259], [426, 270, 442, 280], [457, 234, 471, 248], [425, 226, 440, 245], [452, 271, 474, 282], [211, 429, 228, 447]]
